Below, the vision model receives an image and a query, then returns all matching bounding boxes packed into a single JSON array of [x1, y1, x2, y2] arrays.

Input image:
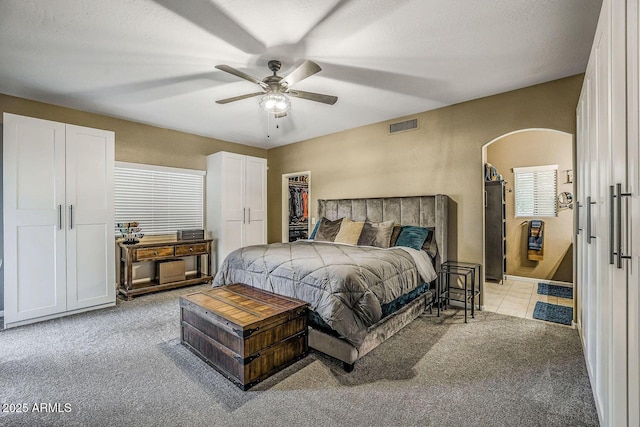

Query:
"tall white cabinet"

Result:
[[626, 1, 640, 424], [3, 113, 115, 329], [575, 0, 639, 425], [206, 151, 267, 270]]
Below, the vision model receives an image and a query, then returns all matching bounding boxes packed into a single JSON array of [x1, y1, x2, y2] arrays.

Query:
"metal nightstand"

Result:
[[437, 261, 482, 323]]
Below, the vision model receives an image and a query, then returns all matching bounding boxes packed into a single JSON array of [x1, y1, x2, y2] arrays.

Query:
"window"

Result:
[[114, 162, 204, 236], [514, 165, 558, 217]]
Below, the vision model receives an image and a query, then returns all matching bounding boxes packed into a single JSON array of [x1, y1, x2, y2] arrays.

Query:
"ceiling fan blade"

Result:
[[288, 90, 338, 105], [215, 92, 264, 104], [320, 62, 449, 102], [280, 60, 322, 88], [215, 65, 269, 90], [152, 0, 265, 54], [72, 71, 223, 103]]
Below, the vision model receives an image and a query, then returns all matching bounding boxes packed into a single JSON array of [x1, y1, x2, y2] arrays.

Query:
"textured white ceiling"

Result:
[[0, 0, 602, 148]]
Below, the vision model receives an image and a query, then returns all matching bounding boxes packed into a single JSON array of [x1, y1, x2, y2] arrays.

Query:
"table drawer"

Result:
[[136, 246, 174, 260], [175, 243, 208, 256]]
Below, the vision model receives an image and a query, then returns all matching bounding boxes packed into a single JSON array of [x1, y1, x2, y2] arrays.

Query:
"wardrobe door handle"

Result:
[[69, 205, 73, 230], [576, 202, 582, 235], [586, 196, 596, 244], [242, 208, 246, 224], [58, 204, 63, 230], [609, 186, 615, 264], [615, 183, 632, 268]]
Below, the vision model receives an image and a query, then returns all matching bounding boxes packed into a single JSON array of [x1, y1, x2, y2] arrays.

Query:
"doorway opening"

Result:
[[281, 171, 311, 243], [481, 129, 575, 322]]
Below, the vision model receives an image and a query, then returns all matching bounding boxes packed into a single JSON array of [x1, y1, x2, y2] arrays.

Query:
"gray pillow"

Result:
[[422, 228, 438, 259], [357, 220, 395, 248], [389, 225, 402, 246], [314, 217, 343, 242]]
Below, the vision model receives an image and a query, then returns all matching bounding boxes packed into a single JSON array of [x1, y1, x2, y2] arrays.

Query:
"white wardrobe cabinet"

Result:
[[3, 113, 116, 329], [206, 152, 267, 270], [575, 0, 639, 425]]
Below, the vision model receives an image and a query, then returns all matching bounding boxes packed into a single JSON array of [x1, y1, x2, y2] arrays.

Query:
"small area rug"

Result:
[[538, 283, 573, 299], [533, 301, 573, 326]]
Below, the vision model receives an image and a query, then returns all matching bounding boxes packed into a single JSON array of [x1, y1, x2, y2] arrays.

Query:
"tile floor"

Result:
[[482, 278, 574, 326]]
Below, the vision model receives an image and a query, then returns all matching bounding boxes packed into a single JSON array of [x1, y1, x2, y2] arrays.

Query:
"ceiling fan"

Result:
[[215, 60, 338, 117]]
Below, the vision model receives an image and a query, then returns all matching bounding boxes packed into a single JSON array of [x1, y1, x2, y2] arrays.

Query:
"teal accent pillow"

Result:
[[395, 226, 432, 250], [310, 221, 320, 239]]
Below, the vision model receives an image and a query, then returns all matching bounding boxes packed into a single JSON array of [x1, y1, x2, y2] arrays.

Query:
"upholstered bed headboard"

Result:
[[318, 195, 449, 268]]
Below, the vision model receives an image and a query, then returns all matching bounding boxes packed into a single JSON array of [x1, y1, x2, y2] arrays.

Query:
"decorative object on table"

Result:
[[537, 283, 573, 299], [176, 229, 205, 240], [532, 301, 573, 326], [117, 222, 144, 244]]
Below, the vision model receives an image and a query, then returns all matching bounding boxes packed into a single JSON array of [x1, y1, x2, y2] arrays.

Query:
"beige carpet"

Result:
[[0, 285, 598, 427]]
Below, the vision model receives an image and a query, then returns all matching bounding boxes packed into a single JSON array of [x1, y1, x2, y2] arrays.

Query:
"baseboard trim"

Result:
[[2, 302, 115, 330], [505, 275, 573, 288]]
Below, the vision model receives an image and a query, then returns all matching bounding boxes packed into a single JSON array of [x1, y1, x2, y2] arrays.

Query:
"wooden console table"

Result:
[[118, 238, 213, 300]]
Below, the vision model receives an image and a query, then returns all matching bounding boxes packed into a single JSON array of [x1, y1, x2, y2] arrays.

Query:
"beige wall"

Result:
[[267, 75, 583, 266], [0, 75, 583, 279], [0, 93, 266, 170], [487, 130, 574, 281], [0, 93, 268, 305]]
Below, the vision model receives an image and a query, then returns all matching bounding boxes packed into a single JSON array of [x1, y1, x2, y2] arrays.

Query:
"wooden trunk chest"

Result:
[[179, 284, 309, 390]]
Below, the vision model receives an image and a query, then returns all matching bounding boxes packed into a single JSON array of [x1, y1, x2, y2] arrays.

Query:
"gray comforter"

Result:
[[213, 241, 436, 347]]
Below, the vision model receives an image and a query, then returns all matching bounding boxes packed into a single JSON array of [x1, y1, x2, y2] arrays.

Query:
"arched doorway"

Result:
[[481, 129, 576, 325]]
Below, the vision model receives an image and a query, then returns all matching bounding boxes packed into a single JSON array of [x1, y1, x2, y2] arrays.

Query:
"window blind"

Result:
[[514, 165, 558, 217], [114, 162, 204, 236]]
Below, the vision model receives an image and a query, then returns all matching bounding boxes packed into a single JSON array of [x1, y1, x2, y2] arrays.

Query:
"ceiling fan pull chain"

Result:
[[267, 110, 271, 138]]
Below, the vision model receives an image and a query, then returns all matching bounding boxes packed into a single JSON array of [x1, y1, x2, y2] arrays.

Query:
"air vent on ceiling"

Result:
[[389, 118, 418, 134]]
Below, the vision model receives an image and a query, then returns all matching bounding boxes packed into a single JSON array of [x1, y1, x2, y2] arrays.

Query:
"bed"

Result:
[[213, 195, 449, 371]]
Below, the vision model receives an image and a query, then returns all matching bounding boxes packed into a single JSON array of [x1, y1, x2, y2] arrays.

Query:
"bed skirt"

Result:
[[308, 290, 434, 367]]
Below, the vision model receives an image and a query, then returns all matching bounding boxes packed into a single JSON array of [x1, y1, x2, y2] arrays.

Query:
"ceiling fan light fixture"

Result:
[[260, 92, 290, 115]]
